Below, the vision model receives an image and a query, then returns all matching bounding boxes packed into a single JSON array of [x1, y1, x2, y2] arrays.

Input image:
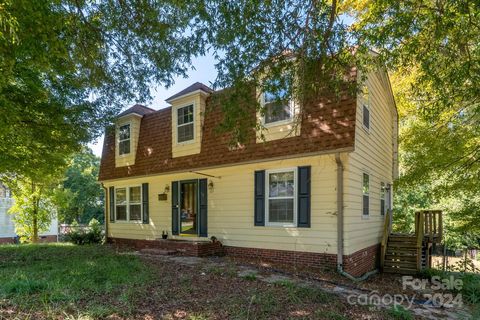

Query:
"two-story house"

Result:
[[99, 70, 398, 277]]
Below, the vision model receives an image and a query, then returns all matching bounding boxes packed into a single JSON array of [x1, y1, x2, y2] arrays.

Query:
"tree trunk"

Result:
[[32, 210, 38, 243], [31, 182, 38, 243]]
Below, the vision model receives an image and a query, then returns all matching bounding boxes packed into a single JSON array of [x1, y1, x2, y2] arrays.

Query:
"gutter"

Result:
[[335, 153, 377, 281]]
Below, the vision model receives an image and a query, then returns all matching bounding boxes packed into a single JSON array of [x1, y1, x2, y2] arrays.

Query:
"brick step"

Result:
[[140, 248, 178, 256]]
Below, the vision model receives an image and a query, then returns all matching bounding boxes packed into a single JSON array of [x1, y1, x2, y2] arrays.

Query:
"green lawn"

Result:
[[0, 244, 397, 319], [0, 244, 151, 318]]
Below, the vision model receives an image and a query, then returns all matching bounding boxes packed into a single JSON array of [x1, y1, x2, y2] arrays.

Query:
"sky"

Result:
[[88, 53, 218, 157]]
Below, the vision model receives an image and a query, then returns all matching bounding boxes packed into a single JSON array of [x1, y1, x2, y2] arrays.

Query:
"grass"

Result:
[[0, 243, 152, 318], [0, 244, 399, 319]]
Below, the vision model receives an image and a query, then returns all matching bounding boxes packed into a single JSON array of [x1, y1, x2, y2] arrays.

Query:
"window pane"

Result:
[[269, 199, 294, 223], [381, 199, 385, 216], [363, 195, 369, 215], [178, 123, 194, 142], [269, 171, 294, 197], [130, 204, 142, 220], [363, 105, 370, 129], [177, 105, 194, 125], [129, 186, 141, 203], [116, 205, 127, 220], [363, 174, 369, 194], [116, 188, 126, 204], [119, 124, 130, 140], [264, 101, 292, 124], [119, 140, 130, 155]]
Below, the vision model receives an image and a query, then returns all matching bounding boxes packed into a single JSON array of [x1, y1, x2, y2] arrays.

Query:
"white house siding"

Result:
[[0, 197, 59, 240]]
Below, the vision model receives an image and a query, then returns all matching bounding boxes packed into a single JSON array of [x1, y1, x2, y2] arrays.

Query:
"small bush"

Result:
[[65, 219, 104, 245], [387, 305, 413, 320]]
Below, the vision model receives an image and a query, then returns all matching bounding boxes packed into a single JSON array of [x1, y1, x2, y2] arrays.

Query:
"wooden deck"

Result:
[[381, 210, 442, 274]]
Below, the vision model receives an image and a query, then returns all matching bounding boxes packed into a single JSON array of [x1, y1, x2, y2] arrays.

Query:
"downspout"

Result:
[[335, 153, 377, 281], [101, 183, 108, 242], [335, 153, 344, 272]]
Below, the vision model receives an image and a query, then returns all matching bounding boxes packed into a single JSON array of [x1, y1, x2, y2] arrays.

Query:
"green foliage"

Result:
[[65, 218, 104, 245], [353, 0, 480, 235], [386, 305, 413, 320], [200, 1, 366, 144], [0, 0, 206, 176], [55, 149, 104, 224], [242, 272, 257, 281], [5, 175, 59, 243]]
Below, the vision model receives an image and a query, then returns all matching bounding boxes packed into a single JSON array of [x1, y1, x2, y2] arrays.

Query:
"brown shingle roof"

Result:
[[99, 90, 357, 181], [117, 104, 156, 118], [165, 82, 213, 102]]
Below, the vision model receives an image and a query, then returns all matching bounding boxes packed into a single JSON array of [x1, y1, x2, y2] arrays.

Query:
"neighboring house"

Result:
[[0, 183, 58, 243], [99, 70, 398, 277]]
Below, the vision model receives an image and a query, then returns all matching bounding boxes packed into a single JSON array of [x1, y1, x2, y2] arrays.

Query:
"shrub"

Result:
[[65, 219, 104, 245]]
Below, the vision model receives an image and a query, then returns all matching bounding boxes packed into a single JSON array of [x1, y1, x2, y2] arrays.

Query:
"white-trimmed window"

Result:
[[362, 86, 370, 130], [115, 186, 142, 221], [118, 124, 131, 155], [362, 173, 370, 216], [380, 182, 386, 215], [262, 84, 293, 125], [266, 168, 296, 226], [177, 104, 194, 143]]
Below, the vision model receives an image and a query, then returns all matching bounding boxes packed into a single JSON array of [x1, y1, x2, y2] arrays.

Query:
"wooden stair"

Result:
[[380, 210, 443, 275], [383, 234, 418, 274]]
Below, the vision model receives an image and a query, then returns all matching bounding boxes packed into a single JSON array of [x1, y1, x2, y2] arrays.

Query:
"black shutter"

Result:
[[297, 166, 311, 228], [198, 179, 208, 237], [109, 186, 115, 223], [142, 183, 149, 224], [254, 170, 265, 226], [171, 181, 179, 235]]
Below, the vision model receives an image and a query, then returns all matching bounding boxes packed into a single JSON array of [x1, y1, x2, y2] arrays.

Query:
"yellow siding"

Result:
[[343, 70, 397, 255], [104, 154, 339, 254], [171, 94, 205, 157], [115, 116, 141, 168]]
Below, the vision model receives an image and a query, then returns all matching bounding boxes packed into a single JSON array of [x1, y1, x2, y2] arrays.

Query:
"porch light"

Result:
[[208, 180, 214, 191], [164, 184, 170, 193]]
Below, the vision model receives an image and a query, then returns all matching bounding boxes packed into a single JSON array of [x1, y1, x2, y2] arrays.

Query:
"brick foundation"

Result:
[[108, 237, 379, 277], [226, 244, 379, 277], [342, 244, 380, 277], [224, 246, 338, 272], [108, 237, 224, 257]]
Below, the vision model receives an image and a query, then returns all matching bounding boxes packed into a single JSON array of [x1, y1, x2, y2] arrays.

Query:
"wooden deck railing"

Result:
[[380, 209, 392, 270], [415, 210, 442, 243]]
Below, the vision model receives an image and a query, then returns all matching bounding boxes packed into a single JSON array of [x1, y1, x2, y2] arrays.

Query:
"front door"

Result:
[[180, 180, 198, 235], [172, 179, 208, 237]]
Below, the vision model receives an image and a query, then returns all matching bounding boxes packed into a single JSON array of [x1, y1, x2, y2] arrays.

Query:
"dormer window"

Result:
[[262, 83, 293, 125], [177, 104, 194, 143], [118, 124, 131, 155]]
